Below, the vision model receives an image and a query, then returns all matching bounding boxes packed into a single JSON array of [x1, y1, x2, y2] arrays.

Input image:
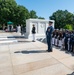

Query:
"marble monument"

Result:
[[25, 19, 54, 39]]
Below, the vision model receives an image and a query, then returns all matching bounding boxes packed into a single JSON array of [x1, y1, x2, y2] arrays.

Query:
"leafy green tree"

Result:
[[49, 10, 74, 29], [0, 0, 45, 29], [0, 0, 30, 27], [0, 0, 17, 25], [38, 17, 45, 19], [63, 24, 73, 30], [30, 10, 38, 18], [14, 5, 30, 26]]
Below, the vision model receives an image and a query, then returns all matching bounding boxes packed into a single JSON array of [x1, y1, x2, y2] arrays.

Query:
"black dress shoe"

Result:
[[32, 40, 35, 42], [48, 50, 52, 52], [46, 50, 48, 51]]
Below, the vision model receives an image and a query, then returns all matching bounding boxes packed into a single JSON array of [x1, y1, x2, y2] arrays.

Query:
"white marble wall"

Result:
[[25, 19, 54, 39]]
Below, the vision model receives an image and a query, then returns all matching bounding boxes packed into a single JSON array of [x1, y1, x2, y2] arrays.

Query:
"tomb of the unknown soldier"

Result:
[[25, 19, 54, 39]]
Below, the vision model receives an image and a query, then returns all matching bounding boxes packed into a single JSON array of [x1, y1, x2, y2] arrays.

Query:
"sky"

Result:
[[15, 0, 74, 19]]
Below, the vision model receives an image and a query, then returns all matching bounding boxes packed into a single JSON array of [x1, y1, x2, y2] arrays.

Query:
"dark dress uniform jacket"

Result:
[[46, 26, 54, 37], [46, 26, 54, 51], [32, 27, 36, 34]]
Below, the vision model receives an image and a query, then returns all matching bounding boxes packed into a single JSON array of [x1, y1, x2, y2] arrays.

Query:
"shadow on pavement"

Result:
[[18, 41, 32, 43], [14, 50, 47, 54], [7, 36, 26, 38], [67, 72, 74, 75], [65, 51, 74, 56]]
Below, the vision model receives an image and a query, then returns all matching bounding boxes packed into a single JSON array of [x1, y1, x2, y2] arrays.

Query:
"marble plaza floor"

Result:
[[0, 32, 74, 75]]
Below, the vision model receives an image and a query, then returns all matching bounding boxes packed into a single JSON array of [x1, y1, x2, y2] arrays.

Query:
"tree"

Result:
[[38, 17, 45, 19], [0, 0, 30, 27], [0, 0, 17, 24], [63, 24, 73, 30], [49, 10, 74, 29], [30, 10, 38, 18], [0, 0, 45, 29], [14, 5, 30, 26]]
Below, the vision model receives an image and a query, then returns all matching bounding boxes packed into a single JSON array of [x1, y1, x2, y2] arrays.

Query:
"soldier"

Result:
[[67, 31, 71, 51], [70, 31, 74, 53], [64, 30, 70, 51], [58, 31, 62, 48], [55, 29, 59, 47], [32, 24, 36, 42], [52, 30, 55, 45], [46, 21, 54, 52], [61, 29, 66, 50]]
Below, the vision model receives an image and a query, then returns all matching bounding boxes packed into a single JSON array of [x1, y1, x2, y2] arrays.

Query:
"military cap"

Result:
[[49, 21, 53, 24]]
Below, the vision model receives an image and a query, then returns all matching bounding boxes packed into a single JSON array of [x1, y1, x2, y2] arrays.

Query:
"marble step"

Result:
[[0, 39, 18, 43], [0, 36, 25, 38], [0, 38, 15, 40], [0, 36, 8, 38]]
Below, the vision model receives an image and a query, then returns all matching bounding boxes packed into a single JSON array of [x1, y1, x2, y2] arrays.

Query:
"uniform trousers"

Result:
[[52, 37, 55, 45], [47, 36, 52, 51], [32, 34, 35, 41], [71, 40, 74, 52], [58, 40, 62, 47], [55, 38, 58, 46], [61, 38, 65, 49]]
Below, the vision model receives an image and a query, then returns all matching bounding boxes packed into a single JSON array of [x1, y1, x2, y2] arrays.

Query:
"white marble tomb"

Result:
[[25, 19, 54, 39]]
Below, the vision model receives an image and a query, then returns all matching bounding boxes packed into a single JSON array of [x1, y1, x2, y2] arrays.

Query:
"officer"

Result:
[[70, 31, 74, 52], [46, 21, 54, 52]]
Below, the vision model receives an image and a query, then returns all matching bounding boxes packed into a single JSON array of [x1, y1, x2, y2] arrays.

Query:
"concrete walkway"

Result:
[[0, 32, 74, 75]]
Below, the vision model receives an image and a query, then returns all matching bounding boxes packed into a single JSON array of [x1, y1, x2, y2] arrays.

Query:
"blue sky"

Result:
[[16, 0, 74, 19]]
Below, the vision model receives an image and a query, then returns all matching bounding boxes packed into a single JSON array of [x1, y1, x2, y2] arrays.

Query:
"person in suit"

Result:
[[46, 21, 54, 52], [32, 24, 36, 42]]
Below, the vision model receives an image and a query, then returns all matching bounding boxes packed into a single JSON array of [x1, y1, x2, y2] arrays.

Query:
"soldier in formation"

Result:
[[51, 29, 74, 54]]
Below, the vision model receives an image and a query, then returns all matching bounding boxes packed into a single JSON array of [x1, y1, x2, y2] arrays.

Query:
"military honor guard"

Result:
[[49, 28, 74, 54], [46, 21, 54, 52], [58, 31, 62, 48], [52, 30, 55, 45], [54, 29, 59, 47], [61, 30, 66, 50], [70, 31, 74, 53], [32, 24, 36, 42]]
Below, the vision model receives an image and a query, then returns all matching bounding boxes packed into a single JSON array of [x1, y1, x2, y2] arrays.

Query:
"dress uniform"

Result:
[[64, 31, 70, 51], [52, 31, 55, 45], [61, 31, 66, 49], [58, 31, 62, 48], [70, 31, 74, 52], [32, 24, 36, 42], [55, 30, 59, 46], [46, 21, 54, 52]]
